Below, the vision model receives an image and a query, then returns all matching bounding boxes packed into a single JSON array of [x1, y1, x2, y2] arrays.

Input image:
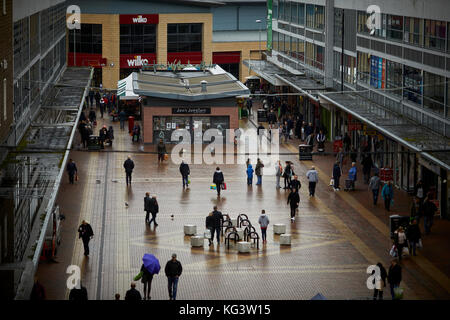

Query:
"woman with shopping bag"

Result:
[[393, 227, 408, 260], [213, 167, 225, 197], [373, 262, 387, 300]]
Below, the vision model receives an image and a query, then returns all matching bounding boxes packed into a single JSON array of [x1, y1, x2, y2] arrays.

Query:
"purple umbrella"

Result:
[[142, 253, 160, 275]]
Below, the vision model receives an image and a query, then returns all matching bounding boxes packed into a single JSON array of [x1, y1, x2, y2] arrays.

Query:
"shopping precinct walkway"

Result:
[[35, 108, 450, 300]]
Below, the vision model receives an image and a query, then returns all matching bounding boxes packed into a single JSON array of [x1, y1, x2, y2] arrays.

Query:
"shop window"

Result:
[[305, 42, 314, 67], [404, 17, 423, 46], [297, 39, 304, 62], [369, 55, 385, 89], [334, 8, 344, 47], [306, 4, 314, 29], [403, 65, 422, 105], [298, 3, 305, 26], [423, 71, 445, 116], [273, 0, 278, 21], [425, 19, 446, 51], [167, 23, 202, 53], [387, 15, 403, 41], [314, 6, 325, 30], [69, 23, 102, 54], [278, 0, 284, 21], [273, 31, 279, 51], [315, 45, 324, 71], [357, 51, 370, 84], [386, 60, 402, 96], [284, 0, 291, 23], [291, 2, 298, 25], [278, 32, 284, 53]]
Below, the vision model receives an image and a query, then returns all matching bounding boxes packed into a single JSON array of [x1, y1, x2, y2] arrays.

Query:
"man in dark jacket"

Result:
[[362, 154, 373, 184], [66, 159, 78, 184], [157, 139, 167, 163], [332, 161, 341, 191], [287, 188, 300, 222], [125, 282, 142, 301], [423, 194, 437, 235], [406, 219, 421, 256], [144, 192, 151, 224], [78, 220, 94, 256], [148, 195, 159, 226], [88, 108, 96, 124], [213, 167, 224, 197], [69, 282, 88, 300], [210, 206, 223, 244], [95, 91, 101, 108], [119, 110, 127, 130], [255, 158, 264, 185], [99, 125, 108, 148], [205, 212, 215, 246], [123, 156, 135, 186], [290, 175, 301, 191], [165, 253, 182, 300], [387, 259, 402, 300], [179, 160, 190, 188]]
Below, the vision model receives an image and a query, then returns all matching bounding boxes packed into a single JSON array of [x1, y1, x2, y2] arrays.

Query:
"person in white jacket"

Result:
[[258, 210, 270, 243], [275, 160, 283, 189]]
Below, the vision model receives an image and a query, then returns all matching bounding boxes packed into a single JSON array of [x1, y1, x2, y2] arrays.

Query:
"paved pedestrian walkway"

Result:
[[35, 107, 450, 300]]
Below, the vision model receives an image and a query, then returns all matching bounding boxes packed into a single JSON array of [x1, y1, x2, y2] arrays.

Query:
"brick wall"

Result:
[[0, 0, 13, 143], [142, 106, 238, 143]]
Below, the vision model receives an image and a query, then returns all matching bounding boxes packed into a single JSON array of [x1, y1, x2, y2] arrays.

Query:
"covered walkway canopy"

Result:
[[319, 91, 450, 171], [243, 59, 295, 86], [275, 74, 326, 102]]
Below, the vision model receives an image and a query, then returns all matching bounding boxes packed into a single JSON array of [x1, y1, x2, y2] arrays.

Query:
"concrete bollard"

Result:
[[273, 224, 286, 234], [280, 234, 291, 245], [184, 225, 197, 235]]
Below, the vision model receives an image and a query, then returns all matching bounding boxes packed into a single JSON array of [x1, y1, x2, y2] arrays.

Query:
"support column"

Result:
[[440, 168, 448, 219], [324, 0, 334, 88]]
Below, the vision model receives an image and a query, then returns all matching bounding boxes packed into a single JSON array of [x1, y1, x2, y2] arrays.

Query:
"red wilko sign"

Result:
[[120, 54, 157, 68], [120, 14, 159, 24]]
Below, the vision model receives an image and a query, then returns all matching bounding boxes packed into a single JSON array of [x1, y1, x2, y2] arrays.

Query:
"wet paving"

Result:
[[36, 111, 450, 300]]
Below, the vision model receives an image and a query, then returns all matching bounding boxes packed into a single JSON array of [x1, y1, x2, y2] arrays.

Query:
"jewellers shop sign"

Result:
[[172, 108, 211, 114], [120, 14, 159, 24]]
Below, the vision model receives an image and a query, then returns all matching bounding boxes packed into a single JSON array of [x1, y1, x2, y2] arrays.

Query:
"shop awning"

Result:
[[243, 59, 291, 86], [319, 91, 450, 171], [118, 74, 139, 100]]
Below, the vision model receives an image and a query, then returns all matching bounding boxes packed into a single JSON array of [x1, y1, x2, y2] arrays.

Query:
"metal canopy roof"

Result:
[[275, 74, 326, 101], [319, 91, 450, 171], [132, 70, 249, 101]]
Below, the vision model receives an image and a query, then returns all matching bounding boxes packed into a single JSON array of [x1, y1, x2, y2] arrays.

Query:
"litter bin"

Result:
[[389, 215, 410, 239], [299, 144, 313, 161], [128, 116, 135, 133], [87, 135, 101, 150], [257, 109, 267, 122]]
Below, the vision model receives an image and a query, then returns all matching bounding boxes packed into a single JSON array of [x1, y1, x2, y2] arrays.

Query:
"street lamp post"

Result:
[[73, 19, 79, 66]]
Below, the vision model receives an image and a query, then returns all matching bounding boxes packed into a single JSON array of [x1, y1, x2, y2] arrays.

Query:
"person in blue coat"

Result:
[[382, 181, 394, 211], [332, 161, 341, 191], [348, 162, 357, 190], [246, 164, 254, 185]]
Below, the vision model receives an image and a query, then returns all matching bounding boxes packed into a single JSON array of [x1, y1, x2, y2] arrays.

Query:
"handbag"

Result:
[[133, 271, 143, 281], [75, 174, 79, 181], [222, 183, 227, 190], [389, 245, 398, 257], [210, 184, 217, 190], [393, 287, 404, 300], [402, 246, 409, 256], [329, 179, 334, 186], [163, 153, 169, 161]]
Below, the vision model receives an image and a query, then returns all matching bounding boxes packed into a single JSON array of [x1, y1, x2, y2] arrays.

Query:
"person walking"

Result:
[[381, 181, 394, 211], [99, 98, 105, 118], [157, 139, 167, 163], [125, 282, 142, 301], [306, 166, 319, 197], [362, 154, 373, 184], [165, 253, 182, 300], [140, 263, 155, 300], [336, 147, 344, 170], [99, 125, 108, 148], [406, 219, 421, 256], [210, 206, 223, 244], [348, 162, 357, 191], [179, 160, 190, 188], [373, 262, 387, 300], [132, 123, 141, 142], [89, 108, 96, 125], [414, 180, 426, 205], [213, 167, 224, 197], [387, 259, 402, 300], [66, 159, 78, 184], [205, 212, 215, 246], [144, 192, 151, 224], [423, 193, 437, 235], [287, 188, 300, 222], [275, 160, 283, 189], [69, 281, 88, 300], [123, 156, 135, 187], [316, 130, 326, 152], [368, 172, 381, 205], [88, 88, 94, 108], [119, 109, 127, 130], [332, 161, 341, 191], [148, 195, 159, 227], [78, 220, 94, 256], [255, 158, 264, 185], [246, 164, 254, 185], [290, 175, 301, 191], [410, 196, 424, 224], [257, 124, 265, 145], [81, 121, 90, 149], [258, 210, 270, 243], [393, 226, 407, 261], [283, 161, 293, 189], [343, 133, 351, 152]]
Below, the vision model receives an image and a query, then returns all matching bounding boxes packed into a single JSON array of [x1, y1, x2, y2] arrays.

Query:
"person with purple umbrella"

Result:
[[141, 253, 160, 300]]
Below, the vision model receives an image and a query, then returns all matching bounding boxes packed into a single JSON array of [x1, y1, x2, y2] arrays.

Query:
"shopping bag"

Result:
[[389, 245, 398, 257], [187, 175, 191, 185], [222, 183, 227, 190], [163, 153, 169, 161], [417, 239, 423, 249], [204, 229, 211, 239], [329, 179, 334, 186], [75, 174, 79, 181], [394, 287, 404, 300], [402, 246, 409, 256], [210, 184, 217, 190], [133, 271, 143, 281]]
